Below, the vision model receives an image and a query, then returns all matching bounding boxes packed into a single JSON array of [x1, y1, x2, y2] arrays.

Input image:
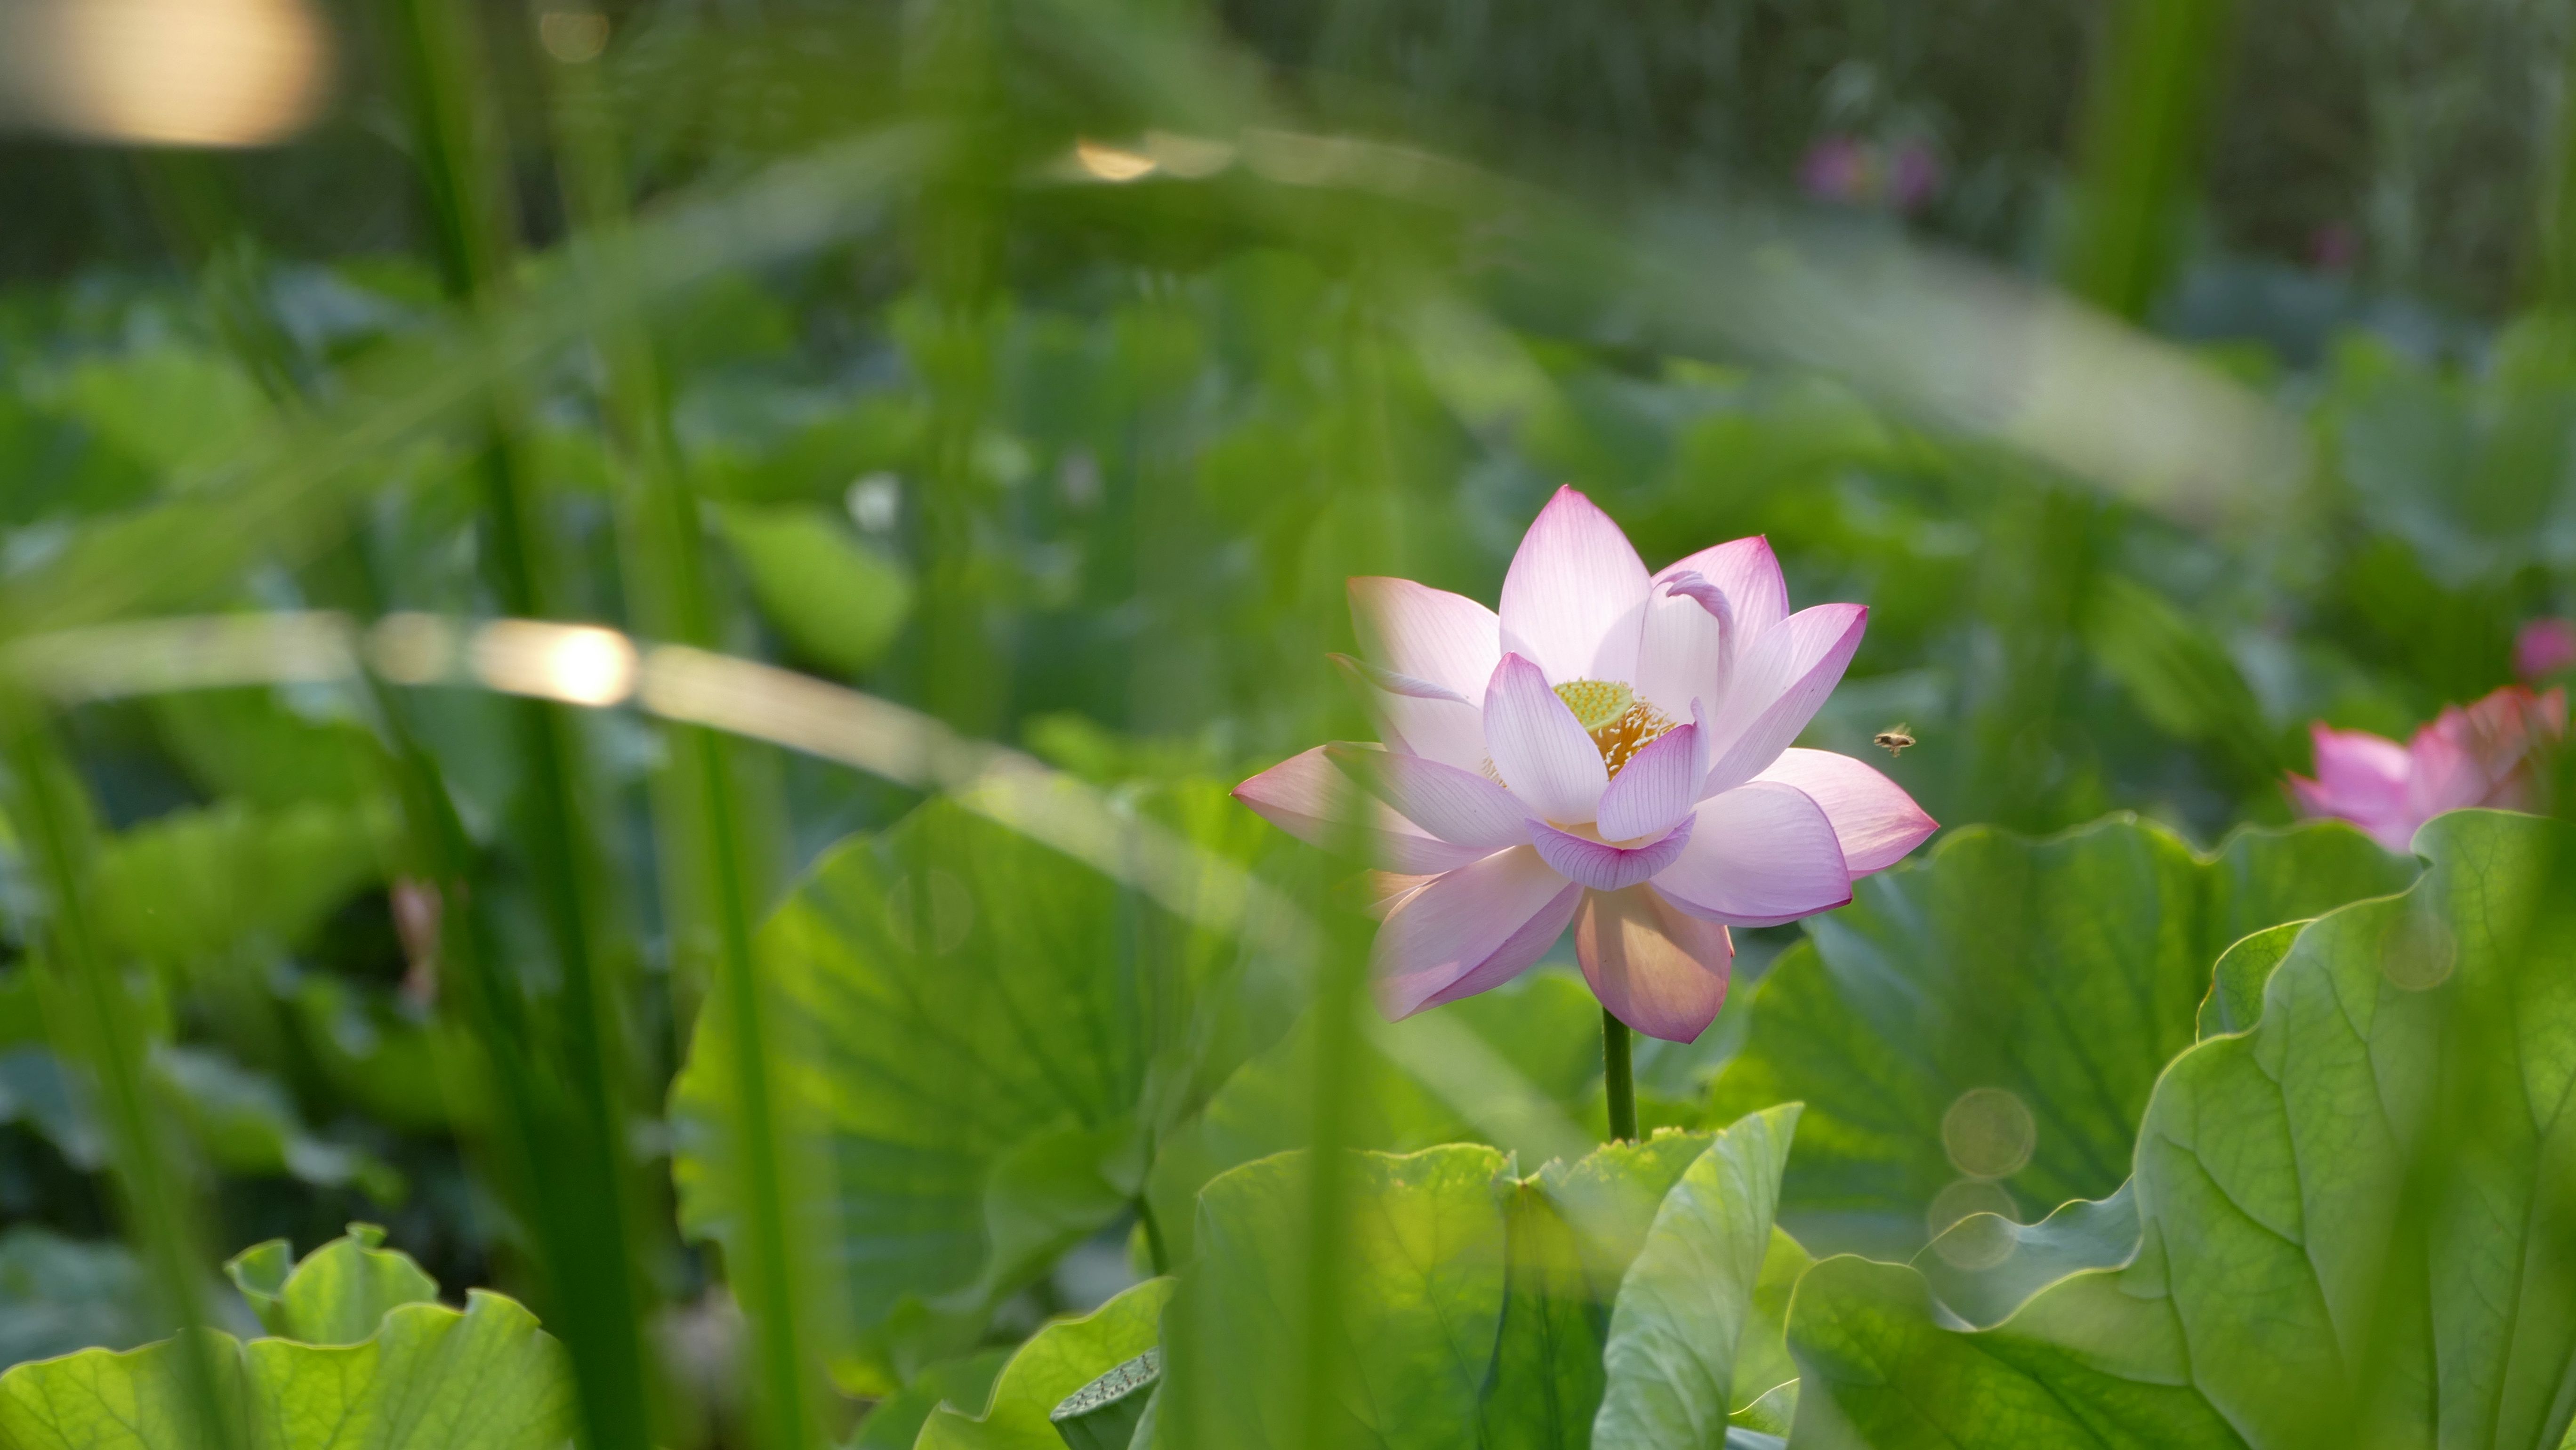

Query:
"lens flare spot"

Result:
[[1941, 1087, 2036, 1179]]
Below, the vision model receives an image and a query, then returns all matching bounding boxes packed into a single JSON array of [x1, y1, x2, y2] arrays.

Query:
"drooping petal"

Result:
[[1650, 781, 1854, 926], [1329, 654, 1490, 774], [2305, 723, 2411, 815], [1232, 746, 1490, 874], [1594, 717, 1705, 843], [1325, 742, 1528, 851], [1529, 816, 1695, 892], [1654, 536, 1787, 644], [1634, 578, 1732, 724], [1349, 577, 1502, 700], [1575, 885, 1733, 1042], [1374, 846, 1580, 1018], [1701, 603, 1868, 796], [1751, 748, 1937, 874], [1416, 880, 1584, 1012], [1497, 485, 1651, 685], [1484, 652, 1610, 824]]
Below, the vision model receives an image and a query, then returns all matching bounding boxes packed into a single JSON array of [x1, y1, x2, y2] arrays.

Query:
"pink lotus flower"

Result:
[[2517, 617, 2576, 680], [2288, 684, 2567, 854], [1233, 486, 1938, 1042]]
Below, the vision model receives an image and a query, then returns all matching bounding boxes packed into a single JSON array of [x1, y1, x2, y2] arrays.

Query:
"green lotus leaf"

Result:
[[1785, 810, 2576, 1448], [1708, 815, 2417, 1257], [911, 1278, 1172, 1450]]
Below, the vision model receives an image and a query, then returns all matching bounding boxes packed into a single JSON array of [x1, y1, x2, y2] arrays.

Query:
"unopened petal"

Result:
[[1634, 580, 1732, 725], [1650, 781, 1853, 926], [1751, 748, 1937, 874], [1325, 742, 1529, 851], [1498, 485, 1650, 685], [1484, 652, 1610, 824], [1575, 885, 1733, 1043], [1233, 746, 1490, 873], [1349, 577, 1502, 701], [1374, 846, 1579, 1018], [1701, 603, 1868, 796], [1654, 536, 1787, 644]]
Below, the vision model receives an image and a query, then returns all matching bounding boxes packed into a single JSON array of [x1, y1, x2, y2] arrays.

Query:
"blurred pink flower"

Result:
[[2516, 617, 2576, 679], [1799, 134, 1943, 213], [1234, 486, 1937, 1042], [1800, 136, 1870, 204], [2287, 684, 2567, 854]]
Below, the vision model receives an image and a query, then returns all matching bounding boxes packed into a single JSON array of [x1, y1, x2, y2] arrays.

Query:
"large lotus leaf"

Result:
[[1785, 809, 2576, 1449], [912, 1278, 1173, 1450], [0, 1292, 571, 1450], [670, 791, 1258, 1390], [89, 801, 387, 966], [1707, 816, 2415, 1257], [1160, 1111, 1803, 1450]]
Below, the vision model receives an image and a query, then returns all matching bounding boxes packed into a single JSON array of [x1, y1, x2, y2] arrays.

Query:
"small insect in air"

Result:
[[1873, 724, 1917, 757]]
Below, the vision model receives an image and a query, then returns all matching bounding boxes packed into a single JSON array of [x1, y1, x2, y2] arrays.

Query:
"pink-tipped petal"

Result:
[[1634, 577, 1733, 724], [1348, 577, 1503, 701], [2305, 724, 2411, 818], [1498, 486, 1651, 685], [1325, 742, 1529, 851], [1576, 885, 1733, 1042], [1650, 781, 1854, 926], [1594, 718, 1706, 843], [1654, 536, 1787, 644], [1233, 746, 1490, 874], [1530, 816, 1695, 892], [1375, 846, 1579, 1018], [1417, 880, 1584, 1011], [1751, 748, 1938, 874], [1330, 654, 1491, 775], [1484, 653, 1610, 824], [1701, 603, 1868, 795]]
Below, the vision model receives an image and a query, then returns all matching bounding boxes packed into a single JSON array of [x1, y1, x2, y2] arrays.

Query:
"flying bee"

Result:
[[1873, 724, 1916, 757]]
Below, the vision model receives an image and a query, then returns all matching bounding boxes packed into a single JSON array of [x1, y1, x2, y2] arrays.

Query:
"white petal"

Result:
[[1497, 486, 1650, 684], [1751, 749, 1938, 874], [1702, 603, 1867, 796], [1349, 577, 1501, 700], [1233, 746, 1490, 873], [1654, 536, 1787, 644], [1634, 580, 1732, 724], [1373, 846, 1579, 1018], [1594, 718, 1705, 843], [1331, 654, 1490, 774], [1650, 781, 1853, 926], [1483, 653, 1609, 825], [1326, 743, 1529, 851]]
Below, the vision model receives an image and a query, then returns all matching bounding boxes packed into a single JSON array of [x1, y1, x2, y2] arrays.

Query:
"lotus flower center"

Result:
[[1553, 679, 1676, 777]]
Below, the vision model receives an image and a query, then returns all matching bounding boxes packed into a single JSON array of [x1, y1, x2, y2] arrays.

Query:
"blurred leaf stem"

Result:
[[539, 24, 821, 1450], [382, 1, 659, 1445], [2059, 0, 2238, 318], [0, 716, 244, 1450]]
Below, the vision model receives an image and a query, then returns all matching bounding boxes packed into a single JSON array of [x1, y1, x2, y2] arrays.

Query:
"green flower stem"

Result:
[[2, 717, 245, 1450], [538, 32, 821, 1450], [1603, 1008, 1637, 1143], [382, 3, 657, 1447]]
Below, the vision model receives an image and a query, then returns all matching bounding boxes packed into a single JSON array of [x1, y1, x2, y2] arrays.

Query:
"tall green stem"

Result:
[[2, 717, 244, 1450], [540, 32, 819, 1450], [1602, 1007, 1637, 1144], [2058, 0, 2236, 320], [381, 3, 657, 1447]]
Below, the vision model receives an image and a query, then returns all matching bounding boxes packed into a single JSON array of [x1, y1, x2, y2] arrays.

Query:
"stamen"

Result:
[[1553, 678, 1675, 778]]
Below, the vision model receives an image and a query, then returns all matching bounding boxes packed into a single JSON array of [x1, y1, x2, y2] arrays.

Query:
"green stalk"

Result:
[[1601, 1008, 1636, 1144], [380, 3, 657, 1447], [539, 31, 820, 1450], [2, 716, 244, 1450], [2057, 0, 2236, 320]]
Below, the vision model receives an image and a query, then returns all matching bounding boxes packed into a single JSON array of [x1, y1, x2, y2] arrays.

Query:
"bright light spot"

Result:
[[1940, 1087, 2036, 1179], [470, 621, 638, 707], [538, 8, 609, 64], [846, 473, 902, 533], [368, 613, 458, 685], [0, 0, 330, 146], [1075, 138, 1157, 183], [1927, 1180, 2020, 1268]]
